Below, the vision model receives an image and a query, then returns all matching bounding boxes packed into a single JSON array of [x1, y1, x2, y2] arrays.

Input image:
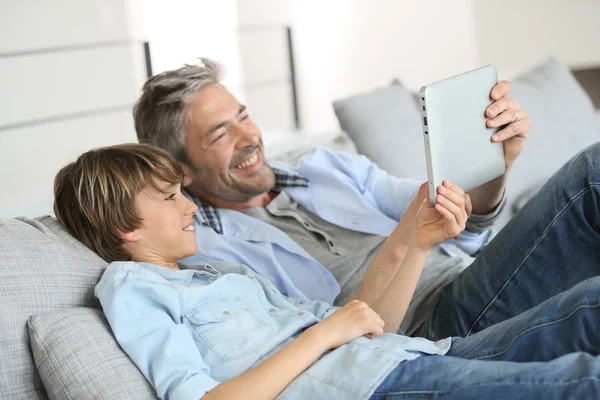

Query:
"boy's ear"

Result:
[[115, 227, 139, 243], [179, 162, 195, 188]]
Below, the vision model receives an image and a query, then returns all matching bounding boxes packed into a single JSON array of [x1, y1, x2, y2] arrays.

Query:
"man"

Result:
[[133, 58, 600, 340]]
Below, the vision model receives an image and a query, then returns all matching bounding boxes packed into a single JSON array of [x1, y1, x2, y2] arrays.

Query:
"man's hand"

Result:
[[395, 182, 430, 244], [313, 300, 385, 349], [411, 181, 471, 250], [486, 80, 532, 168]]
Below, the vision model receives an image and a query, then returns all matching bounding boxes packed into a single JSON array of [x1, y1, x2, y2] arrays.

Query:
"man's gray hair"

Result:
[[133, 57, 222, 163]]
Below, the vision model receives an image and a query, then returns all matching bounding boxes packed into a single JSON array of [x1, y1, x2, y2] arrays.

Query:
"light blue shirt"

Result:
[[181, 148, 492, 305], [95, 261, 451, 400]]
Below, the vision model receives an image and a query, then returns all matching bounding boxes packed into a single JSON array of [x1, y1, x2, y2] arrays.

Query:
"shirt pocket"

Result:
[[185, 295, 276, 363]]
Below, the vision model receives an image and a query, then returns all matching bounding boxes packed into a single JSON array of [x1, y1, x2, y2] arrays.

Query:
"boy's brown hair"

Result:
[[53, 143, 184, 262]]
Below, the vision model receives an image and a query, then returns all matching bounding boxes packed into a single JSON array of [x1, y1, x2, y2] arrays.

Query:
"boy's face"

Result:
[[127, 180, 199, 266]]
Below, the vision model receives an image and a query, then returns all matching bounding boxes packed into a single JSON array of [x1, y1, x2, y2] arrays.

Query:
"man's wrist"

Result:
[[406, 232, 438, 255]]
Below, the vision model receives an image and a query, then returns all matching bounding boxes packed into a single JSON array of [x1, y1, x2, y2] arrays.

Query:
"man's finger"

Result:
[[487, 107, 524, 129], [491, 116, 530, 142], [442, 180, 464, 197], [434, 203, 460, 231], [490, 80, 512, 100], [436, 194, 463, 221], [464, 194, 472, 217], [485, 97, 512, 118], [439, 183, 464, 202]]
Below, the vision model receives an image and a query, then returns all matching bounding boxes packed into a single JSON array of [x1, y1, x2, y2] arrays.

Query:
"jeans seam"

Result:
[[465, 184, 597, 337], [377, 376, 600, 397], [466, 300, 600, 360]]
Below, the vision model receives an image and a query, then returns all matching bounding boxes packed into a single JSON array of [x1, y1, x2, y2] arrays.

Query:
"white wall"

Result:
[[140, 0, 245, 99], [474, 0, 600, 79], [0, 0, 147, 218], [237, 0, 480, 131], [237, 0, 600, 130]]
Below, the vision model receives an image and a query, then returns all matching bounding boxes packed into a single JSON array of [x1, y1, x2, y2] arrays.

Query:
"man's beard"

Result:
[[190, 148, 276, 202]]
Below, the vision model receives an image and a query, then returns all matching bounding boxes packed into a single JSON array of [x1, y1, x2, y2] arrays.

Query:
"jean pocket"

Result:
[[185, 295, 276, 363]]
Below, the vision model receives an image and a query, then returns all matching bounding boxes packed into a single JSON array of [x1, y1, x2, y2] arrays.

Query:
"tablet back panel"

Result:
[[420, 65, 506, 204]]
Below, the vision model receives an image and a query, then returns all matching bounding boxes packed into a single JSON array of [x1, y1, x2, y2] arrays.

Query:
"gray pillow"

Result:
[[498, 57, 600, 225], [28, 308, 157, 400], [333, 57, 599, 229], [332, 85, 427, 181], [0, 216, 107, 400]]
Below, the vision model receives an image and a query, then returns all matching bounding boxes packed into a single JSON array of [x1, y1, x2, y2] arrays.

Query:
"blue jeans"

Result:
[[417, 141, 600, 340], [372, 142, 600, 398], [372, 265, 600, 398]]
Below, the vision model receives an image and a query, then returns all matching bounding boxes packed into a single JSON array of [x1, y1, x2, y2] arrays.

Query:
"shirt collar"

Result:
[[187, 167, 309, 234], [137, 262, 219, 285]]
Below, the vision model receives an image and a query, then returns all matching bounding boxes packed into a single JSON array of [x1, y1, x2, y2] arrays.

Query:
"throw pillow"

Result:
[[332, 57, 599, 229], [28, 307, 157, 399], [332, 84, 427, 181], [0, 216, 108, 400]]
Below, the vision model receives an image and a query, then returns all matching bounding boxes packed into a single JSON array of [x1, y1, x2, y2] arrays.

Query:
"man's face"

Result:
[[182, 84, 275, 204]]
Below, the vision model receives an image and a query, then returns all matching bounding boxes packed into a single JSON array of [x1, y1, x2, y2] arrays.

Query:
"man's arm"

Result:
[[372, 181, 469, 333], [467, 170, 509, 215], [350, 182, 428, 305]]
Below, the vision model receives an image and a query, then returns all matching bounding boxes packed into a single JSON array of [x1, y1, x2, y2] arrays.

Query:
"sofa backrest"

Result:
[[0, 216, 107, 400]]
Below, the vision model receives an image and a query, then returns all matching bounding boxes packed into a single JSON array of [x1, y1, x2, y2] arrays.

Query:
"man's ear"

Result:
[[179, 162, 195, 188], [115, 227, 139, 243]]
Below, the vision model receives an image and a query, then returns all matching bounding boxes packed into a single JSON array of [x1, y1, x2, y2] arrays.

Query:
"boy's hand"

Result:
[[314, 300, 385, 349], [411, 180, 471, 250]]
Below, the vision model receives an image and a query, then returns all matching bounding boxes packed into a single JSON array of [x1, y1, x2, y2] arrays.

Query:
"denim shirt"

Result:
[[181, 148, 493, 305], [95, 261, 451, 400]]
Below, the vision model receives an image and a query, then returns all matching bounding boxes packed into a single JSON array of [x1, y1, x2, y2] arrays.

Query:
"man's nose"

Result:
[[232, 123, 259, 146]]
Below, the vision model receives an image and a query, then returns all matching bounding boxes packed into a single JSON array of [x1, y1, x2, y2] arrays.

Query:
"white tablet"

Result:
[[420, 65, 506, 204]]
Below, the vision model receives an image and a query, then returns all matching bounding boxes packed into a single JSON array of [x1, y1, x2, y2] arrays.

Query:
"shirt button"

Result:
[[298, 311, 306, 316], [269, 308, 276, 313], [223, 311, 230, 315], [247, 276, 254, 280]]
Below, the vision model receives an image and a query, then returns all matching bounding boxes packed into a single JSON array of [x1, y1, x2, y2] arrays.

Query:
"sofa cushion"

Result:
[[332, 84, 427, 181], [28, 307, 157, 399], [498, 57, 600, 225], [332, 57, 599, 229], [0, 216, 107, 400]]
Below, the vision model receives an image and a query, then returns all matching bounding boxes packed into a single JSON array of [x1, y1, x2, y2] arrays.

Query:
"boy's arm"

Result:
[[97, 267, 381, 400], [204, 327, 327, 400]]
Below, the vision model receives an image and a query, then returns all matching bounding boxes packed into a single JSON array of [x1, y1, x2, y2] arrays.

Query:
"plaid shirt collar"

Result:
[[188, 167, 309, 234]]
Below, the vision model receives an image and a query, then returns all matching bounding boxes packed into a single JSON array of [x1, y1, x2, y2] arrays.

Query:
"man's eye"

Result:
[[214, 132, 226, 142], [240, 114, 250, 121]]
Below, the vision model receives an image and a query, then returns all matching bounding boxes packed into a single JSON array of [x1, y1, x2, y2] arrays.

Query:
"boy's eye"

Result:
[[165, 193, 176, 200]]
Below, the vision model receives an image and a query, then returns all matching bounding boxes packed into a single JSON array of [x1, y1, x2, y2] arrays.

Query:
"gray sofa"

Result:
[[333, 57, 600, 230], [1, 57, 598, 399]]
